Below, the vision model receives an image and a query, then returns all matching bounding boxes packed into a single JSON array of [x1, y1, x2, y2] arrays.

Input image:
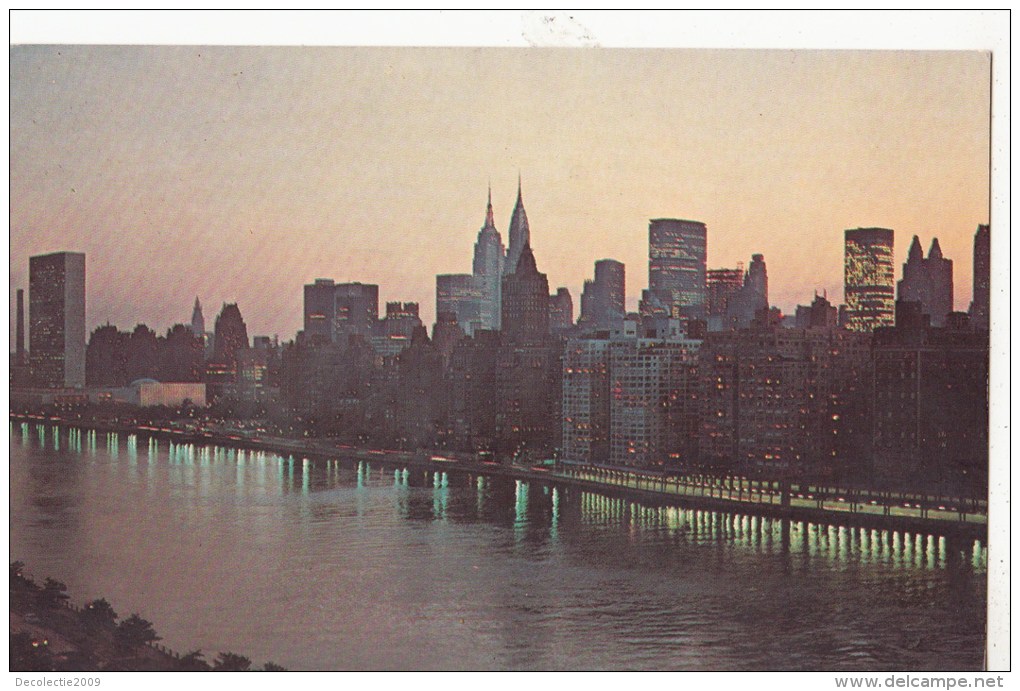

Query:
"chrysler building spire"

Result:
[[505, 175, 531, 275]]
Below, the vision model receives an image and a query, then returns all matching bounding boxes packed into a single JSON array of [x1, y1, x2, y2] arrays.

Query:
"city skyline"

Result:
[[10, 46, 990, 341]]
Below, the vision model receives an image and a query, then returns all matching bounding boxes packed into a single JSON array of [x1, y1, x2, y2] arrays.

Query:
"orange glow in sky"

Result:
[[10, 46, 990, 339]]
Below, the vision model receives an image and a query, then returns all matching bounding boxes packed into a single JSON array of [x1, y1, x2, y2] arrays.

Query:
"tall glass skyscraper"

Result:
[[29, 251, 86, 388], [843, 227, 895, 332], [648, 219, 707, 319]]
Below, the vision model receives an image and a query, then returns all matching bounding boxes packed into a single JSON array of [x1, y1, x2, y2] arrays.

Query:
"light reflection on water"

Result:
[[9, 423, 987, 671]]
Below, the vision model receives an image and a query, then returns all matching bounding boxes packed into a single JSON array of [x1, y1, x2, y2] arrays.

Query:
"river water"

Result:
[[9, 423, 987, 671]]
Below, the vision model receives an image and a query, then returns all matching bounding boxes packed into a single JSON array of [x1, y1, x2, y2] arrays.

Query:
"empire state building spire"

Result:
[[485, 182, 495, 229], [504, 174, 531, 275], [473, 184, 506, 330]]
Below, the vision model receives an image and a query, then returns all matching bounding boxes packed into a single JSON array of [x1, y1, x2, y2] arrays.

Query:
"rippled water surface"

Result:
[[9, 424, 987, 670]]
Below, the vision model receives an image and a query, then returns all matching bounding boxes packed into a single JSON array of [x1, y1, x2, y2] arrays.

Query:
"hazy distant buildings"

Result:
[[897, 236, 953, 327], [549, 287, 574, 333], [436, 274, 483, 336], [724, 254, 769, 330], [472, 187, 506, 330], [29, 251, 86, 388], [706, 266, 744, 329], [969, 224, 990, 330], [843, 228, 895, 332], [648, 219, 707, 319], [579, 259, 625, 332], [794, 293, 839, 330]]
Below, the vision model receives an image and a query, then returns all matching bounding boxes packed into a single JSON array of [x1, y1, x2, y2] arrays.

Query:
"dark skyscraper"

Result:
[[969, 224, 990, 330], [724, 254, 769, 329], [580, 259, 626, 331], [843, 228, 895, 332], [29, 251, 86, 388], [302, 280, 379, 343], [549, 287, 573, 333], [303, 279, 337, 343], [472, 186, 505, 330], [648, 218, 707, 319], [334, 283, 380, 340], [501, 244, 549, 343], [504, 177, 531, 276], [744, 254, 768, 308], [897, 236, 954, 327]]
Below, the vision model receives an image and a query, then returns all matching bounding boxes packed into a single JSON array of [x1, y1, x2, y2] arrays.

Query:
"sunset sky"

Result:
[[9, 35, 993, 340]]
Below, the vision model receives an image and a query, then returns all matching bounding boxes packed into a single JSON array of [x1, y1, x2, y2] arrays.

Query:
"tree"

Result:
[[40, 578, 70, 608], [82, 598, 118, 630], [213, 652, 252, 671], [9, 561, 33, 590], [262, 661, 287, 671], [177, 649, 211, 671], [115, 614, 160, 649]]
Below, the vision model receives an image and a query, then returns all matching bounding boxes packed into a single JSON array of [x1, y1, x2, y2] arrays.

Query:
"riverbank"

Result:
[[9, 413, 987, 542]]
